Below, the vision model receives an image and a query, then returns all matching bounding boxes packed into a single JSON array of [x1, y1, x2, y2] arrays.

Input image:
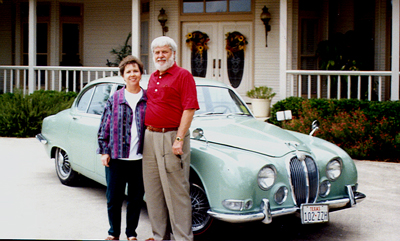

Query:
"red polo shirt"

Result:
[[145, 63, 199, 128]]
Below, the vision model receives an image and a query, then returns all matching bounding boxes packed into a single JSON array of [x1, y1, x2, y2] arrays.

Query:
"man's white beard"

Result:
[[154, 56, 175, 72]]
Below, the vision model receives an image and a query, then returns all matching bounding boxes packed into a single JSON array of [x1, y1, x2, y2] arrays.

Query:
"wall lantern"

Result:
[[260, 6, 272, 47], [158, 8, 169, 36]]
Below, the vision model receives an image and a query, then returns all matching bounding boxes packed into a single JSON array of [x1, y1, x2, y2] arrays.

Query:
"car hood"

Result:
[[190, 116, 312, 157]]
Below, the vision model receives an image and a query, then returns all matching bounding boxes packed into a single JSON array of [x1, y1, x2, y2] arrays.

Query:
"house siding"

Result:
[[84, 0, 132, 67], [254, 0, 284, 102]]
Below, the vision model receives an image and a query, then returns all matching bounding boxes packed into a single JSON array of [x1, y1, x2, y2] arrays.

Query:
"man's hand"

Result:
[[173, 139, 184, 155], [101, 154, 111, 167]]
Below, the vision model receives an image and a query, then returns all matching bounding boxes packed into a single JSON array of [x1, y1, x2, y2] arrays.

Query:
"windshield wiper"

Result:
[[194, 112, 224, 117]]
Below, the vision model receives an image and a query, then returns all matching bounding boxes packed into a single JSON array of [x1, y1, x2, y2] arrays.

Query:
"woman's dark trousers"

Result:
[[105, 159, 144, 238]]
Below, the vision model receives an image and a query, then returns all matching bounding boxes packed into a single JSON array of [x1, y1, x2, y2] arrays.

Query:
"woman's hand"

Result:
[[101, 154, 111, 167]]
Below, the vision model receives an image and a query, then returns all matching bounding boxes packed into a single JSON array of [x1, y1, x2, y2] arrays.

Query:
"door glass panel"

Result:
[[87, 84, 113, 115], [206, 0, 227, 13], [183, 0, 204, 13], [229, 0, 251, 12]]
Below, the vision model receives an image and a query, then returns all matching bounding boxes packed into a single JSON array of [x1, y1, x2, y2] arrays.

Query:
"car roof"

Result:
[[83, 75, 231, 90]]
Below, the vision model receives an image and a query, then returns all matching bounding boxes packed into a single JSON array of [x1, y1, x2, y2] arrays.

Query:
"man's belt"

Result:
[[147, 126, 178, 133]]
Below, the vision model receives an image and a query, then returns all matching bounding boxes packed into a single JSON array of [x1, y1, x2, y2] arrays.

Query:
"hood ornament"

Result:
[[285, 141, 306, 161]]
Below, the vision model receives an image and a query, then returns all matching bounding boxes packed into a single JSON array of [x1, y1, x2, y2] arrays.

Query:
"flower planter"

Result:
[[251, 99, 271, 117]]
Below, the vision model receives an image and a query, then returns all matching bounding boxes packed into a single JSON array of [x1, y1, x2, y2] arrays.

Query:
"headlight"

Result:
[[326, 158, 342, 181], [258, 165, 276, 190], [274, 186, 288, 204], [319, 180, 331, 197]]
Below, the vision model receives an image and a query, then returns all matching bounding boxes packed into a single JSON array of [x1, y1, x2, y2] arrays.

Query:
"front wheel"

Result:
[[55, 148, 78, 186], [191, 183, 214, 236]]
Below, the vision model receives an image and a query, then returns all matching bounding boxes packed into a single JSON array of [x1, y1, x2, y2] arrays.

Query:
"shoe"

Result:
[[145, 238, 155, 241], [127, 237, 137, 240], [105, 235, 119, 240]]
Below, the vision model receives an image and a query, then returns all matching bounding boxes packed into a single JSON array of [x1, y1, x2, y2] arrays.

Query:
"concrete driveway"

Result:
[[0, 137, 399, 240]]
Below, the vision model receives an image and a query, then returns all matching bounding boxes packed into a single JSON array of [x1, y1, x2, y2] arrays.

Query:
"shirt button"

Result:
[[155, 89, 158, 92], [159, 76, 162, 79], [157, 82, 159, 85]]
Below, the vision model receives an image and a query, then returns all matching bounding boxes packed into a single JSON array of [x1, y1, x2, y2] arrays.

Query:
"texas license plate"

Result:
[[301, 204, 329, 224]]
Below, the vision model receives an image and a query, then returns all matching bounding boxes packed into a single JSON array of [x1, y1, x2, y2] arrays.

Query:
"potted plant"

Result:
[[246, 86, 276, 117]]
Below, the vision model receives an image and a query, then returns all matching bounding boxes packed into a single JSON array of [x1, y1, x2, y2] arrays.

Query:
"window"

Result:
[[87, 84, 113, 115], [76, 87, 94, 113], [183, 0, 251, 13], [76, 84, 112, 115]]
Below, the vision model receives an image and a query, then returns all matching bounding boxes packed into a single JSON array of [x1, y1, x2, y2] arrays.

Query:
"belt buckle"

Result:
[[162, 128, 165, 133]]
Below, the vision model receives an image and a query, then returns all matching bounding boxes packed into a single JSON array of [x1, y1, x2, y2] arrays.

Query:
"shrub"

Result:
[[0, 90, 77, 137], [270, 98, 400, 162]]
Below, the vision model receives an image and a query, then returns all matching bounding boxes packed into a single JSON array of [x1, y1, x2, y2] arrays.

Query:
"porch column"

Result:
[[392, 0, 399, 100], [28, 0, 37, 94], [279, 0, 287, 100], [131, 0, 140, 58]]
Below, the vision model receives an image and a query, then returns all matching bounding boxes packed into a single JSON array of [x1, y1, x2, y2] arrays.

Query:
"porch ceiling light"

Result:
[[158, 8, 169, 36], [260, 6, 272, 47]]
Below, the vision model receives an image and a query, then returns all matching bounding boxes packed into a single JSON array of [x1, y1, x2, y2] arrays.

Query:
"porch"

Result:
[[0, 66, 394, 102]]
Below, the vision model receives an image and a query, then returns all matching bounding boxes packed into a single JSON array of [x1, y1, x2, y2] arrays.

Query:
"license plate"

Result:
[[301, 204, 329, 224]]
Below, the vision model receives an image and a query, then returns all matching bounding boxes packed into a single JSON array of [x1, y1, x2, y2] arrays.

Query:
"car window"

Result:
[[76, 87, 94, 113], [195, 86, 250, 115], [87, 84, 113, 115]]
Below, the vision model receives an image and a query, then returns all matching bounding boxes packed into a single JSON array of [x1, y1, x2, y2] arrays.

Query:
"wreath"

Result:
[[186, 31, 210, 56], [225, 31, 248, 57]]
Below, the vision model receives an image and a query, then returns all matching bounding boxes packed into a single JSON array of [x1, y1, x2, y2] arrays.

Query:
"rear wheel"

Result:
[[191, 182, 214, 236], [55, 148, 78, 186]]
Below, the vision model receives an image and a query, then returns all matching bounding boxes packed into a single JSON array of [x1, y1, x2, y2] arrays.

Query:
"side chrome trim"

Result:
[[35, 134, 48, 145]]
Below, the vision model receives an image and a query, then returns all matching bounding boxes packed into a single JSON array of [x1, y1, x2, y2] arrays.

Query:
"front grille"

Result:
[[289, 156, 319, 206]]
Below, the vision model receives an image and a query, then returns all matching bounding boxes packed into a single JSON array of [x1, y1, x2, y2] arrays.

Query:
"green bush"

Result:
[[269, 98, 400, 162], [0, 90, 77, 137]]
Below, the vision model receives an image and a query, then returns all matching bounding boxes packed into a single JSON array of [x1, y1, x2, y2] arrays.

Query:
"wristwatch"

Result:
[[175, 137, 183, 142]]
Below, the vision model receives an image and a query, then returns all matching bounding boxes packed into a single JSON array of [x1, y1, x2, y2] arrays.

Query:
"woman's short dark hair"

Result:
[[119, 55, 144, 76]]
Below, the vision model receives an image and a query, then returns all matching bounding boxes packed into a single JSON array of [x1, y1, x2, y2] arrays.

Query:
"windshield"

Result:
[[195, 86, 251, 116]]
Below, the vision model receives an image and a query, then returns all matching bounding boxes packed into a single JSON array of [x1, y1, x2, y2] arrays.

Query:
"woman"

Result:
[[97, 55, 146, 240]]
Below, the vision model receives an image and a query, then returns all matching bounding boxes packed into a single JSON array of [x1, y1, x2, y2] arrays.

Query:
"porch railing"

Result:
[[286, 70, 392, 101], [0, 66, 394, 101], [0, 66, 120, 94]]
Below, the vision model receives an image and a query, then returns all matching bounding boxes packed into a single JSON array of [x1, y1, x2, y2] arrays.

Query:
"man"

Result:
[[143, 36, 199, 241]]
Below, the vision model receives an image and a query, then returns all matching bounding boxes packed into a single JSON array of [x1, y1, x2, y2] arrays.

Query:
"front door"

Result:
[[182, 22, 253, 97]]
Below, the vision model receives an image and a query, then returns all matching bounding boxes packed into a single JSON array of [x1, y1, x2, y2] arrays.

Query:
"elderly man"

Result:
[[143, 36, 199, 241]]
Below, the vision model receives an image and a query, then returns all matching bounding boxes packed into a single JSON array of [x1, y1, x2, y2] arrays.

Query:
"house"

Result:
[[0, 0, 399, 102]]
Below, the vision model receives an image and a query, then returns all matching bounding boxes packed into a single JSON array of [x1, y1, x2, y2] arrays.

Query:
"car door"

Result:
[[67, 83, 114, 183]]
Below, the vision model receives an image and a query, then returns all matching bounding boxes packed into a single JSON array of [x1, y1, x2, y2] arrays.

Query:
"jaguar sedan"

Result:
[[36, 76, 365, 236]]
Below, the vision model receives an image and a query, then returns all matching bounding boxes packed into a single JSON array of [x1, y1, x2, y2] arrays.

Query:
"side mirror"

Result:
[[192, 128, 204, 140], [309, 120, 319, 136]]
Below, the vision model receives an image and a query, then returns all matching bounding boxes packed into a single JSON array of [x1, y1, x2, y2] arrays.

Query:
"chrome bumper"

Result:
[[207, 185, 366, 224], [35, 133, 48, 145]]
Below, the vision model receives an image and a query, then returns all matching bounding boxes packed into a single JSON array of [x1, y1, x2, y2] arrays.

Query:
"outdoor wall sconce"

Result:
[[260, 6, 272, 47], [158, 8, 169, 36]]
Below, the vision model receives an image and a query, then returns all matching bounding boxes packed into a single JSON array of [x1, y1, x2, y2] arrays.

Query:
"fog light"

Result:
[[319, 180, 331, 197], [274, 186, 288, 204], [222, 199, 253, 211]]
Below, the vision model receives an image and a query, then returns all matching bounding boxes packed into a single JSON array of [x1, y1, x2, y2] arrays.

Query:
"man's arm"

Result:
[[172, 108, 196, 155]]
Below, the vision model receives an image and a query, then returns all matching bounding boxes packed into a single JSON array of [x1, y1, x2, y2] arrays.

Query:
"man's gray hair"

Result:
[[151, 36, 177, 53]]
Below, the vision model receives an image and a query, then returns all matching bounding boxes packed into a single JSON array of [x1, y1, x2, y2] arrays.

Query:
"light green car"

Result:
[[37, 76, 365, 236]]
